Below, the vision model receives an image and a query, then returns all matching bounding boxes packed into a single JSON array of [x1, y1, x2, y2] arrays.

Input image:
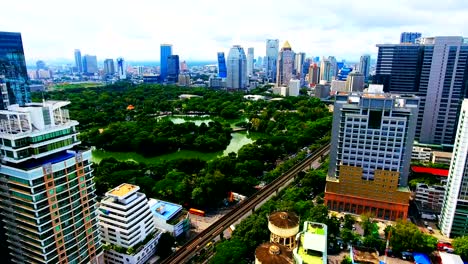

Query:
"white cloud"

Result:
[[1, 0, 467, 63]]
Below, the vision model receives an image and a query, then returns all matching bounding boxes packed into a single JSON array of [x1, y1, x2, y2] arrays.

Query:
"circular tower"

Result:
[[255, 242, 294, 264], [268, 211, 300, 249]]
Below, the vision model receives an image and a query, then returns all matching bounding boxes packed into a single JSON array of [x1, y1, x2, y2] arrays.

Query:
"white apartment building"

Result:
[[415, 183, 446, 213], [440, 99, 468, 237], [148, 198, 190, 238], [412, 146, 432, 163], [99, 183, 161, 264]]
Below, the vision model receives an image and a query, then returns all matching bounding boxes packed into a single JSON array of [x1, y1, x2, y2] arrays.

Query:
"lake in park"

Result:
[[91, 116, 255, 164]]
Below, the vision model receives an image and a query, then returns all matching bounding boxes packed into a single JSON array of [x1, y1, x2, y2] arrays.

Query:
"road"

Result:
[[161, 144, 330, 264]]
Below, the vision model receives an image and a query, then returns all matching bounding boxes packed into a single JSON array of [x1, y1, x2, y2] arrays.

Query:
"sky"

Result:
[[1, 0, 468, 64]]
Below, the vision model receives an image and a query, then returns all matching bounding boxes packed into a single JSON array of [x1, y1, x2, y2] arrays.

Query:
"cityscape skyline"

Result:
[[1, 0, 467, 64]]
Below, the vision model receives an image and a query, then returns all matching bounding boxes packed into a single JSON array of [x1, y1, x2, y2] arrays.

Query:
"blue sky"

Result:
[[1, 0, 467, 63]]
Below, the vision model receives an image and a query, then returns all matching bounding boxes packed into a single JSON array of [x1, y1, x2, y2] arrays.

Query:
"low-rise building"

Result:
[[148, 198, 190, 238], [415, 183, 446, 214], [412, 146, 432, 163], [99, 184, 162, 264], [293, 221, 327, 264], [431, 151, 452, 165]]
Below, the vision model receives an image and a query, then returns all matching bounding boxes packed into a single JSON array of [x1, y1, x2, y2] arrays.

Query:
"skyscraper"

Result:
[[359, 54, 371, 81], [160, 44, 173, 82], [440, 99, 468, 237], [167, 55, 180, 83], [104, 59, 115, 76], [247, 47, 254, 76], [256, 56, 263, 70], [217, 52, 227, 78], [400, 32, 422, 44], [0, 101, 102, 263], [74, 49, 82, 73], [308, 63, 320, 86], [294, 52, 305, 77], [325, 92, 419, 220], [226, 45, 247, 89], [346, 72, 365, 92], [320, 58, 333, 82], [116, 57, 126, 79], [375, 36, 468, 146], [82, 55, 98, 75], [265, 39, 279, 82], [276, 41, 295, 87], [0, 31, 30, 109]]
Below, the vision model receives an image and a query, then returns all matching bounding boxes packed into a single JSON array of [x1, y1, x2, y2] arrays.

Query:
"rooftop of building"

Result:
[[255, 243, 293, 264], [294, 222, 327, 264], [269, 212, 299, 229], [350, 246, 379, 264], [148, 198, 183, 222], [106, 183, 140, 199], [411, 166, 449, 177], [432, 151, 453, 158]]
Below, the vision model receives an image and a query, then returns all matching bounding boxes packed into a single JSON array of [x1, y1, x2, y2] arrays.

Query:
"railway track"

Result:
[[161, 143, 331, 264]]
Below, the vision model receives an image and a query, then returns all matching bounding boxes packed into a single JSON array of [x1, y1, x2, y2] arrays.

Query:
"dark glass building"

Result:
[[400, 32, 422, 44], [375, 37, 468, 146], [0, 31, 30, 109], [217, 52, 227, 78], [167, 55, 180, 83]]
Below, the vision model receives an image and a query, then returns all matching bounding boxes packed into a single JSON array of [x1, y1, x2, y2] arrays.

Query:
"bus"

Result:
[[189, 208, 205, 217]]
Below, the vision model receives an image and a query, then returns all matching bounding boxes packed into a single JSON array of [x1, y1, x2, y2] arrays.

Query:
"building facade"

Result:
[[276, 41, 295, 87], [346, 72, 365, 92], [167, 55, 179, 83], [265, 39, 279, 82], [104, 59, 115, 76], [375, 37, 468, 146], [359, 54, 371, 81], [99, 183, 161, 264], [415, 183, 446, 214], [325, 93, 419, 220], [82, 55, 98, 75], [440, 99, 468, 237], [226, 45, 247, 89], [247, 47, 254, 76], [400, 32, 422, 44], [217, 52, 227, 78], [0, 31, 30, 109], [308, 63, 320, 86], [148, 199, 190, 238], [160, 44, 173, 82], [74, 49, 82, 73], [0, 101, 102, 263], [116, 57, 126, 80]]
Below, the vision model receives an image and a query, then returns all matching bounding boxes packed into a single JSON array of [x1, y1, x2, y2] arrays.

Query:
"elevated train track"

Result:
[[161, 143, 330, 264]]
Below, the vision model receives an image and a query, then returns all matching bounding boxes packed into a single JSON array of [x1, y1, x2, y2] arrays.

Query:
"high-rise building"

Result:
[[36, 60, 46, 70], [247, 47, 254, 76], [74, 49, 83, 73], [116, 57, 126, 79], [276, 41, 295, 87], [217, 52, 227, 78], [294, 52, 305, 77], [167, 55, 180, 83], [359, 54, 371, 81], [0, 101, 102, 263], [0, 31, 30, 109], [99, 183, 161, 264], [308, 63, 320, 86], [82, 55, 98, 75], [226, 45, 247, 89], [160, 44, 173, 82], [320, 58, 332, 82], [256, 56, 263, 70], [346, 72, 365, 92], [400, 32, 422, 44], [265, 39, 279, 82], [375, 36, 468, 146], [440, 99, 468, 237], [180, 60, 188, 73], [325, 92, 419, 220], [104, 59, 115, 76]]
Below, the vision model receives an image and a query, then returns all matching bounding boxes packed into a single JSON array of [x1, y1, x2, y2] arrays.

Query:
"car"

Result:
[[427, 226, 434, 233], [424, 221, 428, 226]]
